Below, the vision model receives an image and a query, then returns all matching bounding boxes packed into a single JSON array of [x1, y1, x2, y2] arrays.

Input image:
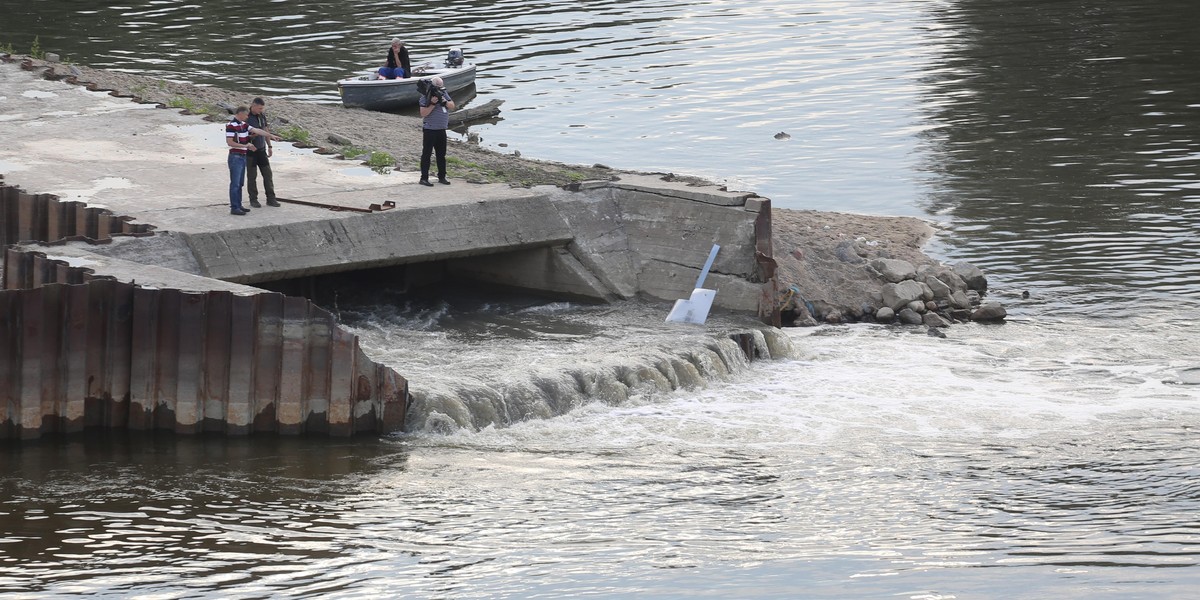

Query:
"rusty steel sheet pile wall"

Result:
[[0, 182, 154, 249], [1, 249, 407, 440]]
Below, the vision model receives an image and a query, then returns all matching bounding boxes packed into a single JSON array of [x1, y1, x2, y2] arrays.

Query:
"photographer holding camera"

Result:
[[418, 76, 456, 186]]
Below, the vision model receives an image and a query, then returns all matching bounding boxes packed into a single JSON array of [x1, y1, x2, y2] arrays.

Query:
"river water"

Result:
[[2, 0, 1199, 598]]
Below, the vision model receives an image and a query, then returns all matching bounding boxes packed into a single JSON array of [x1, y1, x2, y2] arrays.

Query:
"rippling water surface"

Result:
[[4, 306, 1198, 598], [3, 0, 1200, 597], [4, 0, 1197, 295]]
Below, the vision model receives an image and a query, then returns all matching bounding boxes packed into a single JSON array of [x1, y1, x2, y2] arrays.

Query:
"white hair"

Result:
[[431, 76, 444, 86], [391, 38, 401, 45]]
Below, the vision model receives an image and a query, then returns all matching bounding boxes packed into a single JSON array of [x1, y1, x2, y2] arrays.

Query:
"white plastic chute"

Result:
[[665, 244, 720, 325]]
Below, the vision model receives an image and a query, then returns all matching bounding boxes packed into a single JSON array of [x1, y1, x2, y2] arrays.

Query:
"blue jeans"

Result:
[[378, 66, 405, 79], [228, 152, 246, 209]]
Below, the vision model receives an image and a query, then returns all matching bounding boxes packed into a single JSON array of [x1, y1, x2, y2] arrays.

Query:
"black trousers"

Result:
[[421, 128, 448, 180], [246, 148, 275, 201]]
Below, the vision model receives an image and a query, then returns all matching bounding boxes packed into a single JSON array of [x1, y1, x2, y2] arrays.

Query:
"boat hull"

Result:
[[337, 65, 477, 111]]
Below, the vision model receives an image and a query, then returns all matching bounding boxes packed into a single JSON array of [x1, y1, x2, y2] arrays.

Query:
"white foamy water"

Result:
[[369, 305, 1199, 598]]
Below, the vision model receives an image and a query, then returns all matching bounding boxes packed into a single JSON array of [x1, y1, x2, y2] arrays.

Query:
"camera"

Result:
[[417, 78, 447, 105]]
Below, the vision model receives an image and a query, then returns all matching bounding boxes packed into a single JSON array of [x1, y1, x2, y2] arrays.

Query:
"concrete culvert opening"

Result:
[[251, 246, 615, 312]]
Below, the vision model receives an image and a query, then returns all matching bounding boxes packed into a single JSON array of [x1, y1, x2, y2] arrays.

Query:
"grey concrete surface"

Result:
[[1, 61, 772, 313], [0, 61, 529, 230], [12, 242, 264, 294]]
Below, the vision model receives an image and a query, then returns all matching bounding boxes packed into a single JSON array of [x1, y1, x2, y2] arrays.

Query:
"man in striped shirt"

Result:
[[226, 106, 280, 216], [418, 76, 456, 186]]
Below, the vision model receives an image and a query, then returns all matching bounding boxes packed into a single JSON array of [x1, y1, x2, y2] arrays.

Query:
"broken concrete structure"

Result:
[[0, 60, 779, 439]]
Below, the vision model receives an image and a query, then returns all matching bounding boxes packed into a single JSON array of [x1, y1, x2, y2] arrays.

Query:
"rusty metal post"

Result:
[[18, 287, 45, 438], [378, 366, 408, 433], [277, 296, 309, 434], [175, 291, 205, 433], [0, 289, 14, 438], [305, 307, 333, 435], [61, 283, 89, 433], [328, 327, 355, 436], [226, 293, 257, 434], [128, 287, 160, 430], [106, 281, 134, 428], [253, 293, 284, 432], [84, 279, 109, 428]]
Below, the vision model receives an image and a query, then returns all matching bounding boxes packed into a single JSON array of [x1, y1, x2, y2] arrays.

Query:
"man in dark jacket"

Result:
[[245, 97, 279, 208], [379, 38, 411, 79]]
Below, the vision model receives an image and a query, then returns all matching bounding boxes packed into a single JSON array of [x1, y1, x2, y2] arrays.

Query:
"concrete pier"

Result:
[[0, 59, 779, 439]]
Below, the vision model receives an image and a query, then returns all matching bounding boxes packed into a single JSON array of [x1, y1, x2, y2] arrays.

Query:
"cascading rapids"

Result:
[[407, 329, 794, 433], [333, 290, 796, 435]]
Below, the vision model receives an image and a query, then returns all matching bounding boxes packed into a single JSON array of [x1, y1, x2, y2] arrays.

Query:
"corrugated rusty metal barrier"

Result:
[[1, 181, 155, 247], [0, 182, 408, 440]]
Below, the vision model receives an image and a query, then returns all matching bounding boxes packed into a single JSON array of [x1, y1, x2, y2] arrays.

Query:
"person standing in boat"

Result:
[[245, 97, 279, 208], [378, 38, 411, 79], [418, 76, 455, 186]]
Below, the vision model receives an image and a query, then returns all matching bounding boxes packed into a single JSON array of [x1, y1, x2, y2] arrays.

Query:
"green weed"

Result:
[[337, 145, 369, 159], [30, 36, 43, 60], [277, 124, 312, 145], [167, 96, 198, 111], [367, 151, 395, 174]]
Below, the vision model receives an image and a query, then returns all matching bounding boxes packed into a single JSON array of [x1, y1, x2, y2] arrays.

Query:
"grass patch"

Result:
[[366, 151, 395, 174], [0, 41, 14, 55], [277, 124, 312, 145], [167, 96, 198, 111], [30, 36, 43, 60], [438, 156, 502, 182], [166, 96, 224, 118], [336, 145, 369, 159]]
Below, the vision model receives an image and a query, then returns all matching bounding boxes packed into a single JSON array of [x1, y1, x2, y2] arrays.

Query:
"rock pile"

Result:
[[779, 258, 1007, 327], [871, 259, 1005, 327]]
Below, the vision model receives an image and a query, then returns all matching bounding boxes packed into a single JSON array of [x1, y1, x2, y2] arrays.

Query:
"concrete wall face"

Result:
[[546, 181, 774, 314], [187, 193, 576, 284], [1, 249, 407, 440]]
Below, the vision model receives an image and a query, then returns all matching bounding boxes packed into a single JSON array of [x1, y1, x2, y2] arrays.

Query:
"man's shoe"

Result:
[[438, 177, 451, 185], [419, 179, 434, 187], [249, 199, 262, 208], [231, 208, 247, 216], [266, 199, 281, 207]]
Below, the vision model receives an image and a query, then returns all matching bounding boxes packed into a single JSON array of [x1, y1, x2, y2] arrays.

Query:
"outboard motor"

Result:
[[445, 47, 465, 67]]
